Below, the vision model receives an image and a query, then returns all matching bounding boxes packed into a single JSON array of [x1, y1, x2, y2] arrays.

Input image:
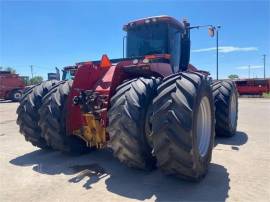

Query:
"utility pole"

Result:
[[263, 54, 266, 79], [189, 24, 221, 80], [122, 36, 127, 58], [30, 65, 33, 79], [216, 26, 220, 80]]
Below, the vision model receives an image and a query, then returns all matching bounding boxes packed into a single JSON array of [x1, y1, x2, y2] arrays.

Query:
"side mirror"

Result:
[[208, 27, 215, 37]]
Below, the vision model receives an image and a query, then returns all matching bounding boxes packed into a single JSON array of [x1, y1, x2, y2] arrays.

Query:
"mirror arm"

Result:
[[189, 25, 214, 30]]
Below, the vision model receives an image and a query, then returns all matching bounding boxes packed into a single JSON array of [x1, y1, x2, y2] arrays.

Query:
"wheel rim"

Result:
[[230, 93, 237, 129], [196, 96, 212, 157], [14, 92, 21, 99]]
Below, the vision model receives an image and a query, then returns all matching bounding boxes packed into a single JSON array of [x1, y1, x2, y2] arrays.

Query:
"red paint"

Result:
[[145, 54, 171, 59], [235, 79, 270, 95], [150, 63, 172, 77], [66, 55, 176, 135], [95, 65, 117, 94], [66, 63, 107, 134], [66, 61, 128, 134]]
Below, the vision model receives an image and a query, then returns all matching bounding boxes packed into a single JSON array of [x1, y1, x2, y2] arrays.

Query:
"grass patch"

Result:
[[262, 92, 270, 98]]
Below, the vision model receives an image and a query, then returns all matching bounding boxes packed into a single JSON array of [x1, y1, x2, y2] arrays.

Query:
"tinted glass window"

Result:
[[62, 69, 76, 80], [169, 27, 181, 72], [126, 23, 168, 57], [236, 81, 248, 86], [254, 80, 267, 85]]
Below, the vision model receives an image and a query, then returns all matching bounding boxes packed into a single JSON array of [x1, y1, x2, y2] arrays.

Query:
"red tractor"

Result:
[[17, 16, 238, 181], [0, 71, 25, 101]]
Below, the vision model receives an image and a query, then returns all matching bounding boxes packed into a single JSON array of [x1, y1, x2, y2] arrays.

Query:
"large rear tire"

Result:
[[39, 80, 87, 153], [108, 77, 160, 170], [150, 72, 215, 181], [16, 80, 59, 148], [212, 80, 238, 137]]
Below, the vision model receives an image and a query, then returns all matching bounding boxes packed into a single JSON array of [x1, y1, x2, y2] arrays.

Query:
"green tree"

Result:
[[228, 74, 239, 79], [30, 76, 43, 85]]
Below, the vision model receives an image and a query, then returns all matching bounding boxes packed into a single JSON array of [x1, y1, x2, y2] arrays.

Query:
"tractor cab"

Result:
[[62, 66, 77, 80], [124, 16, 191, 72]]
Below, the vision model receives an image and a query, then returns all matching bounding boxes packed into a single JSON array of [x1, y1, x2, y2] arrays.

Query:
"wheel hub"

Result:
[[230, 93, 237, 129], [14, 92, 21, 99], [196, 96, 212, 157]]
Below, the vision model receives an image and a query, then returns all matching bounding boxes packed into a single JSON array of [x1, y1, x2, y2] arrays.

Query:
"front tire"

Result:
[[150, 72, 215, 181], [108, 77, 160, 170], [212, 80, 238, 137]]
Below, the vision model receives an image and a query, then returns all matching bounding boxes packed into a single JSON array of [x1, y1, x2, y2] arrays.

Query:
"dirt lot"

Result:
[[0, 98, 269, 202]]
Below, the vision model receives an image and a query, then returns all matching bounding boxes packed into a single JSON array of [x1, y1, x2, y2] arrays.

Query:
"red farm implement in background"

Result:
[[0, 71, 25, 101], [235, 78, 270, 95]]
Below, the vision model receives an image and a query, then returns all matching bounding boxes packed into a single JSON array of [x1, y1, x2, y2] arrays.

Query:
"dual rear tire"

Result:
[[108, 73, 215, 180], [16, 74, 237, 181], [149, 72, 215, 180], [39, 80, 87, 153], [107, 77, 160, 170], [16, 80, 86, 153], [16, 80, 59, 148], [212, 80, 238, 137]]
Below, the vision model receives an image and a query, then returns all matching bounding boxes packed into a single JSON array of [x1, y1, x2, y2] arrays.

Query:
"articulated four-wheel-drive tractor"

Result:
[[17, 16, 238, 181]]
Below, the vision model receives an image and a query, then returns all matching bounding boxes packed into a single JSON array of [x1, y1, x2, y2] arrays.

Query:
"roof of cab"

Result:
[[123, 15, 185, 31]]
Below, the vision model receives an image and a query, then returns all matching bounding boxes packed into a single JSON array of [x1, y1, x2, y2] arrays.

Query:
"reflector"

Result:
[[100, 54, 112, 69]]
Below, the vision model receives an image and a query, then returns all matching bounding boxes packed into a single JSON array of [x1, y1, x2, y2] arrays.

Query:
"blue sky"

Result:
[[0, 0, 269, 79]]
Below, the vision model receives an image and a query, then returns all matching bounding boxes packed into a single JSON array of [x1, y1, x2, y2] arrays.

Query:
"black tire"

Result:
[[150, 72, 215, 181], [10, 90, 22, 102], [16, 80, 59, 148], [39, 80, 88, 153], [107, 77, 160, 170], [212, 80, 238, 137]]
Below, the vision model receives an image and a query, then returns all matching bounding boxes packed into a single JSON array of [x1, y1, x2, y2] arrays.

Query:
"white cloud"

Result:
[[236, 65, 263, 70], [192, 46, 258, 53]]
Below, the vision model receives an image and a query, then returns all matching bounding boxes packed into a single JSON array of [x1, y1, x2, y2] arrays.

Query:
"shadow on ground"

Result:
[[215, 131, 248, 148], [10, 147, 230, 201]]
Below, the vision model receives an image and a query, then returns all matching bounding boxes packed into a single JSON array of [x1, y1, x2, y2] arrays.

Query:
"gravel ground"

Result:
[[0, 98, 269, 202]]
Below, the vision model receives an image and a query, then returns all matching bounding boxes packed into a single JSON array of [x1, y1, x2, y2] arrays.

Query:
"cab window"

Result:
[[169, 27, 181, 73]]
